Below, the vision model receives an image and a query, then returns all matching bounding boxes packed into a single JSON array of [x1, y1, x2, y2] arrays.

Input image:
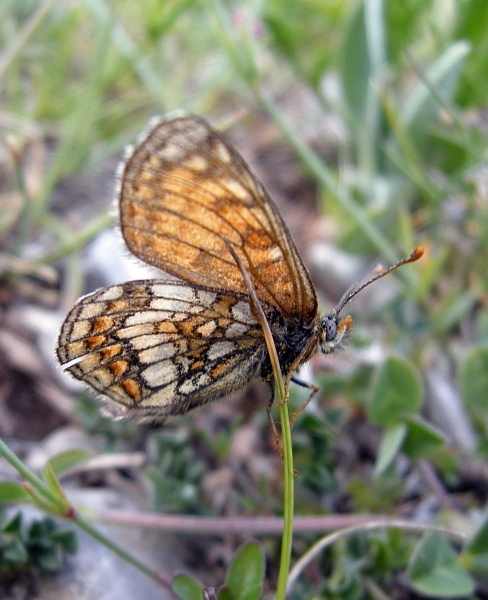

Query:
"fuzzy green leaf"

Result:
[[0, 482, 30, 502], [226, 542, 264, 600], [408, 532, 474, 596], [48, 449, 92, 477], [368, 355, 422, 427], [172, 573, 205, 600], [402, 415, 445, 459], [375, 423, 407, 475]]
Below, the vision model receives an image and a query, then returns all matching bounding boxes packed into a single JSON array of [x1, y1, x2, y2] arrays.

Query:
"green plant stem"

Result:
[[222, 243, 294, 598], [0, 438, 168, 587], [0, 439, 62, 511], [0, 0, 56, 81], [37, 212, 112, 265], [72, 512, 168, 586], [276, 398, 294, 600], [12, 150, 33, 257], [286, 519, 468, 596], [84, 0, 165, 106]]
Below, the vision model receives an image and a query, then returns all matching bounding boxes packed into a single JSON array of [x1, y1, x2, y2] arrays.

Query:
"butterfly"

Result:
[[56, 114, 423, 421]]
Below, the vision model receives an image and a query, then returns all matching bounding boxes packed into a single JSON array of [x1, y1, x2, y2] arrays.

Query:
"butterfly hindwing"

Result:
[[57, 280, 271, 419]]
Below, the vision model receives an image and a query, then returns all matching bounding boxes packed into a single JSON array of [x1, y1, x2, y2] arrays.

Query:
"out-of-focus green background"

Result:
[[1, 0, 488, 597]]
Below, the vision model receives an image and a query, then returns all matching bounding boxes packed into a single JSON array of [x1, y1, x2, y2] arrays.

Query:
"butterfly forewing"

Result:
[[119, 115, 318, 324], [56, 280, 274, 419]]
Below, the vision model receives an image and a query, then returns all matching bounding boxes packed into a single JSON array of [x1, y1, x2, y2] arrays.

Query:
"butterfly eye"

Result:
[[323, 315, 338, 342]]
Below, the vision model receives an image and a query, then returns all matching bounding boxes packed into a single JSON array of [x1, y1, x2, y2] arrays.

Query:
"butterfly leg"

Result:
[[268, 389, 302, 476], [266, 406, 284, 460], [288, 376, 320, 429]]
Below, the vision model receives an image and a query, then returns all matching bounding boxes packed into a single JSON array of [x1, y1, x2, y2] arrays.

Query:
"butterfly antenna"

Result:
[[334, 247, 424, 316]]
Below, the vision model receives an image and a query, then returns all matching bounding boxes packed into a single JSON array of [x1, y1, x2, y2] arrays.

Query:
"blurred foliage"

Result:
[[74, 394, 138, 450], [2, 0, 488, 596], [172, 541, 264, 600], [145, 428, 206, 514], [0, 507, 77, 581]]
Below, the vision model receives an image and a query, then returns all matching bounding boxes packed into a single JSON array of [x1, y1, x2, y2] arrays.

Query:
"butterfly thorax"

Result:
[[258, 305, 322, 383]]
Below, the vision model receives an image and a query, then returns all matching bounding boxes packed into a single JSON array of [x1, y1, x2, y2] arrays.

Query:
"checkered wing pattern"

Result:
[[56, 280, 270, 419], [119, 115, 318, 324]]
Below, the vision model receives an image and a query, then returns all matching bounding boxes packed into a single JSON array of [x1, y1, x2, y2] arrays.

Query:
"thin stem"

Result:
[[36, 212, 112, 265], [84, 0, 165, 106], [0, 437, 168, 587], [12, 149, 33, 256], [73, 512, 169, 586], [286, 520, 467, 596], [0, 0, 56, 81], [276, 396, 294, 600], [0, 438, 61, 510], [222, 242, 293, 598]]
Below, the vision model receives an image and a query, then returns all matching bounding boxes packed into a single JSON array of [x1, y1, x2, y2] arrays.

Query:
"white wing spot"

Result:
[[125, 311, 165, 326], [152, 284, 196, 302], [179, 373, 210, 394], [79, 303, 106, 319], [268, 246, 283, 261], [97, 287, 124, 302], [142, 361, 177, 387], [148, 385, 177, 407], [225, 322, 250, 338], [195, 290, 217, 305], [214, 141, 232, 164], [69, 321, 92, 341], [160, 141, 185, 162], [184, 154, 208, 171], [231, 301, 255, 325], [139, 344, 176, 364], [207, 340, 236, 361], [224, 178, 249, 201]]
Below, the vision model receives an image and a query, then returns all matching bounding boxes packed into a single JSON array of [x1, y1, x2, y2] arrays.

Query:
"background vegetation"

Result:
[[1, 0, 488, 598]]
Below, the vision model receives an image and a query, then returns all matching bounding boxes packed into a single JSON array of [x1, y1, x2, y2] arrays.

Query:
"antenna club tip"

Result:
[[411, 247, 424, 262]]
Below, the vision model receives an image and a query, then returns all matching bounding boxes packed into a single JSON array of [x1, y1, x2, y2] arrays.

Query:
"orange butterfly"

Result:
[[56, 115, 422, 420]]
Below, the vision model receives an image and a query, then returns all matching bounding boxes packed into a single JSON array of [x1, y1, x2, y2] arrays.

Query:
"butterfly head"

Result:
[[317, 247, 424, 355], [319, 312, 354, 354]]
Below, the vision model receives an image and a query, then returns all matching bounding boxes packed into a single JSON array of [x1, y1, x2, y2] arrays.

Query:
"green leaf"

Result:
[[455, 0, 488, 107], [408, 532, 474, 596], [48, 449, 92, 477], [459, 345, 488, 431], [172, 573, 205, 600], [463, 512, 488, 576], [402, 415, 445, 459], [217, 586, 236, 600], [385, 0, 435, 65], [225, 542, 264, 600], [0, 482, 30, 502], [4, 540, 28, 564], [434, 290, 478, 335], [466, 512, 488, 555], [402, 41, 470, 153], [368, 355, 422, 427], [477, 309, 488, 343], [35, 547, 62, 572], [339, 0, 387, 126], [339, 1, 372, 121], [2, 512, 23, 534], [43, 463, 69, 513], [52, 530, 78, 555], [375, 423, 407, 475]]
